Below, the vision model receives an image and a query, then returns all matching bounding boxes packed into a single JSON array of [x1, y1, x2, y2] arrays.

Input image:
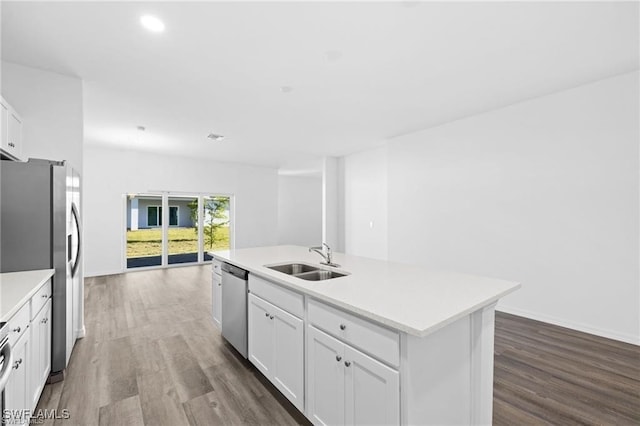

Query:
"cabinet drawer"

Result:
[[31, 280, 52, 319], [212, 259, 222, 276], [212, 272, 221, 285], [248, 275, 303, 318], [7, 302, 30, 347], [308, 299, 400, 367]]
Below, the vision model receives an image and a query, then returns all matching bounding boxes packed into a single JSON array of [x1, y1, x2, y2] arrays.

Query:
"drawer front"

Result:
[[7, 301, 30, 346], [212, 272, 222, 285], [308, 299, 400, 367], [31, 280, 52, 319], [212, 260, 222, 276], [248, 275, 303, 318]]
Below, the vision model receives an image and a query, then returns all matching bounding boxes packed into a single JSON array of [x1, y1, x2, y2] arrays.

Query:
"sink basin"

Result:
[[267, 263, 319, 275], [294, 270, 348, 281], [265, 262, 349, 281]]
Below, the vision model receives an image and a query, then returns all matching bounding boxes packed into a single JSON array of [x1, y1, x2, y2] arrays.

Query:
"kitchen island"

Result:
[[211, 245, 520, 425]]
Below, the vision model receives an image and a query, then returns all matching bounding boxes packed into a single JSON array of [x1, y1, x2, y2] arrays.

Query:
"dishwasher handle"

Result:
[[221, 263, 248, 280]]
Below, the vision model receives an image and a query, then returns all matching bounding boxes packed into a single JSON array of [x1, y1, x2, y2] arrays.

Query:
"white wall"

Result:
[[277, 175, 322, 246], [342, 146, 389, 260], [341, 71, 639, 344], [1, 61, 83, 171], [84, 145, 279, 276]]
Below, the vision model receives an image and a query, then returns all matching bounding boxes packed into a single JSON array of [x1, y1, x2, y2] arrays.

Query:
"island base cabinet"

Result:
[[247, 293, 304, 411], [345, 345, 399, 425], [307, 326, 345, 426], [4, 332, 30, 425], [307, 326, 399, 426]]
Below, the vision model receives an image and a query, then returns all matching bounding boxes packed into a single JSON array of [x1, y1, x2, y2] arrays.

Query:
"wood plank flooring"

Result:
[[35, 265, 639, 425], [494, 312, 640, 425]]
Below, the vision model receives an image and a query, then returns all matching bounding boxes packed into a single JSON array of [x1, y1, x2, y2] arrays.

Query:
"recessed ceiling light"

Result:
[[140, 15, 165, 33], [207, 133, 225, 141], [280, 86, 293, 93]]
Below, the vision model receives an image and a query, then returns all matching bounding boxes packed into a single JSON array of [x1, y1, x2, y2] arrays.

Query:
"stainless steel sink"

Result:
[[294, 270, 348, 281], [265, 262, 349, 281], [267, 263, 319, 275]]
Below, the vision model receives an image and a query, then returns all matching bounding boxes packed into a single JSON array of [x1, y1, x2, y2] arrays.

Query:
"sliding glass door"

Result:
[[125, 193, 232, 269], [126, 194, 163, 268], [202, 196, 231, 261], [168, 196, 199, 265]]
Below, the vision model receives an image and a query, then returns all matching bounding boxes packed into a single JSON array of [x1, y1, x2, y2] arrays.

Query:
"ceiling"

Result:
[[2, 1, 638, 171]]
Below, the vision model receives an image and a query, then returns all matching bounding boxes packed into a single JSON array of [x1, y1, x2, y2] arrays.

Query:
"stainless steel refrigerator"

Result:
[[0, 158, 82, 380]]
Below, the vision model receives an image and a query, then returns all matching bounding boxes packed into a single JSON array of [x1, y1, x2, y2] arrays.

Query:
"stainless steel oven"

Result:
[[0, 322, 13, 424]]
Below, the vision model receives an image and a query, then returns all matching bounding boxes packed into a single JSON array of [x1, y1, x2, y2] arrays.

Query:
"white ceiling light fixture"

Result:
[[140, 15, 165, 33], [207, 133, 225, 141]]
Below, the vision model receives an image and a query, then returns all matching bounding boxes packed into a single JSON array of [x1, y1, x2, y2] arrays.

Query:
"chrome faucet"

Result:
[[309, 243, 340, 267]]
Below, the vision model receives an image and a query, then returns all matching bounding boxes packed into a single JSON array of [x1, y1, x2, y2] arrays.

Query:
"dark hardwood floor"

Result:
[[494, 312, 639, 425], [36, 265, 639, 425]]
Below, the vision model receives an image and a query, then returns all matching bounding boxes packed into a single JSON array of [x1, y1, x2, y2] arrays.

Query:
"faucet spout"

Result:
[[308, 244, 339, 267]]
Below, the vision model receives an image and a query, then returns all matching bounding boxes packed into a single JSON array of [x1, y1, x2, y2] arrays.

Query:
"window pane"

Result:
[[168, 196, 198, 265], [169, 206, 178, 226], [128, 195, 162, 268], [147, 206, 158, 227]]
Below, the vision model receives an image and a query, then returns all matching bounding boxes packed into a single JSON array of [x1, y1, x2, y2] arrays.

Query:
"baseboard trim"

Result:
[[496, 305, 639, 346], [85, 269, 123, 278]]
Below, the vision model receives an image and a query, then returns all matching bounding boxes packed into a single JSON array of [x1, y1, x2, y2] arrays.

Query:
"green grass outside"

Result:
[[126, 226, 229, 258]]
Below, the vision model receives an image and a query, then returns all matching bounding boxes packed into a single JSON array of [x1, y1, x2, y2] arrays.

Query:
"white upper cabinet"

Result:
[[0, 96, 23, 161]]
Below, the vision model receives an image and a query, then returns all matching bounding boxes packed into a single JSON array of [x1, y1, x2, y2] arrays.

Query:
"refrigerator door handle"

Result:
[[70, 202, 81, 278]]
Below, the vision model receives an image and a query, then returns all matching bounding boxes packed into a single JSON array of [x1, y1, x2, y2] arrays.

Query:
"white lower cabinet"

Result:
[[4, 280, 52, 426], [307, 325, 345, 425], [30, 299, 52, 410], [344, 345, 399, 425], [5, 331, 31, 425], [307, 325, 399, 426], [248, 293, 304, 411], [212, 271, 222, 329]]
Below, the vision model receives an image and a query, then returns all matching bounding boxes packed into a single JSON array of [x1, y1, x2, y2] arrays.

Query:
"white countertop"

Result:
[[210, 245, 520, 337], [0, 269, 55, 322]]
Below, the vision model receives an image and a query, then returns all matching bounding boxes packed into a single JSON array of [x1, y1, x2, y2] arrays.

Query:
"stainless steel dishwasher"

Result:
[[221, 262, 249, 358]]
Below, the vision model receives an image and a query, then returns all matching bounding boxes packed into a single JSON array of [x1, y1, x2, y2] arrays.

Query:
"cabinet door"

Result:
[[5, 332, 30, 425], [1, 102, 7, 151], [307, 326, 345, 426], [7, 110, 22, 159], [247, 294, 274, 377], [30, 300, 52, 410], [344, 345, 399, 426], [212, 273, 222, 329], [43, 300, 52, 390], [272, 304, 304, 411]]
